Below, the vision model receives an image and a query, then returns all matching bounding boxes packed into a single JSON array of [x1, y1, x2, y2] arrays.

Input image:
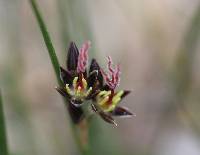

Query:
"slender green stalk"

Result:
[[173, 3, 200, 133], [29, 0, 90, 154], [173, 4, 200, 95], [0, 91, 8, 155]]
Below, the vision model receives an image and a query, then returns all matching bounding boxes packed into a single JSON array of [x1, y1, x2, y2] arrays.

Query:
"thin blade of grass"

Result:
[[173, 3, 200, 134], [0, 91, 8, 155], [173, 4, 200, 95]]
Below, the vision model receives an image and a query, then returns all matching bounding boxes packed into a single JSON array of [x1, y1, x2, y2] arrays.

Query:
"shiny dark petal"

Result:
[[87, 70, 98, 87], [111, 106, 135, 117], [99, 111, 117, 126], [121, 90, 131, 99], [101, 85, 110, 91], [89, 59, 99, 72], [67, 42, 79, 71], [68, 101, 84, 124], [88, 59, 103, 87], [55, 86, 69, 98], [60, 66, 73, 85], [89, 70, 98, 76]]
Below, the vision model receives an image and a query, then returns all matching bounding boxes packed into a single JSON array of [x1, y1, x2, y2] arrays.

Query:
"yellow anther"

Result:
[[112, 97, 121, 105], [73, 77, 78, 88], [104, 91, 111, 98], [82, 78, 87, 89], [65, 84, 72, 95], [116, 90, 124, 98], [104, 90, 124, 112], [65, 76, 94, 100], [98, 91, 107, 97], [98, 90, 111, 98], [112, 90, 123, 102], [85, 87, 92, 96], [99, 96, 109, 106]]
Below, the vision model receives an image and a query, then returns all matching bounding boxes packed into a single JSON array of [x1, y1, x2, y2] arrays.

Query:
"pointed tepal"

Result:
[[67, 42, 79, 71], [111, 106, 135, 117], [88, 59, 103, 88]]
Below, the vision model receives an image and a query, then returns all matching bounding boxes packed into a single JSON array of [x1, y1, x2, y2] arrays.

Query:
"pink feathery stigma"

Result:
[[101, 56, 121, 89], [77, 41, 90, 73], [108, 56, 115, 74], [115, 64, 120, 85]]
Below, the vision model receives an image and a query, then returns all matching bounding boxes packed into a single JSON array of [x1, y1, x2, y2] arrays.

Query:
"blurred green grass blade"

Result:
[[0, 91, 8, 155], [180, 4, 200, 55], [30, 0, 62, 86], [173, 4, 200, 133], [174, 4, 200, 95]]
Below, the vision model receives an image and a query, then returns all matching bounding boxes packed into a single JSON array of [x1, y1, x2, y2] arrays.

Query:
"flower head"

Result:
[[56, 41, 134, 125], [57, 42, 100, 102], [55, 41, 103, 123], [91, 56, 134, 126]]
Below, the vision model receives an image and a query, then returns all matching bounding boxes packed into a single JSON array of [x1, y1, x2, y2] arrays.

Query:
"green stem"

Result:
[[29, 0, 90, 154], [0, 91, 8, 155], [173, 3, 200, 134]]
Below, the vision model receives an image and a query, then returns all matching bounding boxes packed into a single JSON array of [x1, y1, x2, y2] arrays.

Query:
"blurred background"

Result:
[[1, 0, 200, 155]]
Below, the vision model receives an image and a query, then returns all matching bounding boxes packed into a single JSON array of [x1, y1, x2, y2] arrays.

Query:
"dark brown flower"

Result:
[[56, 41, 103, 123], [56, 41, 134, 125], [91, 57, 134, 126]]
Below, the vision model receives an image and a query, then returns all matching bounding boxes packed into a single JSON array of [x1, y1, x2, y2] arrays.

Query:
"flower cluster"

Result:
[[56, 41, 134, 126]]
